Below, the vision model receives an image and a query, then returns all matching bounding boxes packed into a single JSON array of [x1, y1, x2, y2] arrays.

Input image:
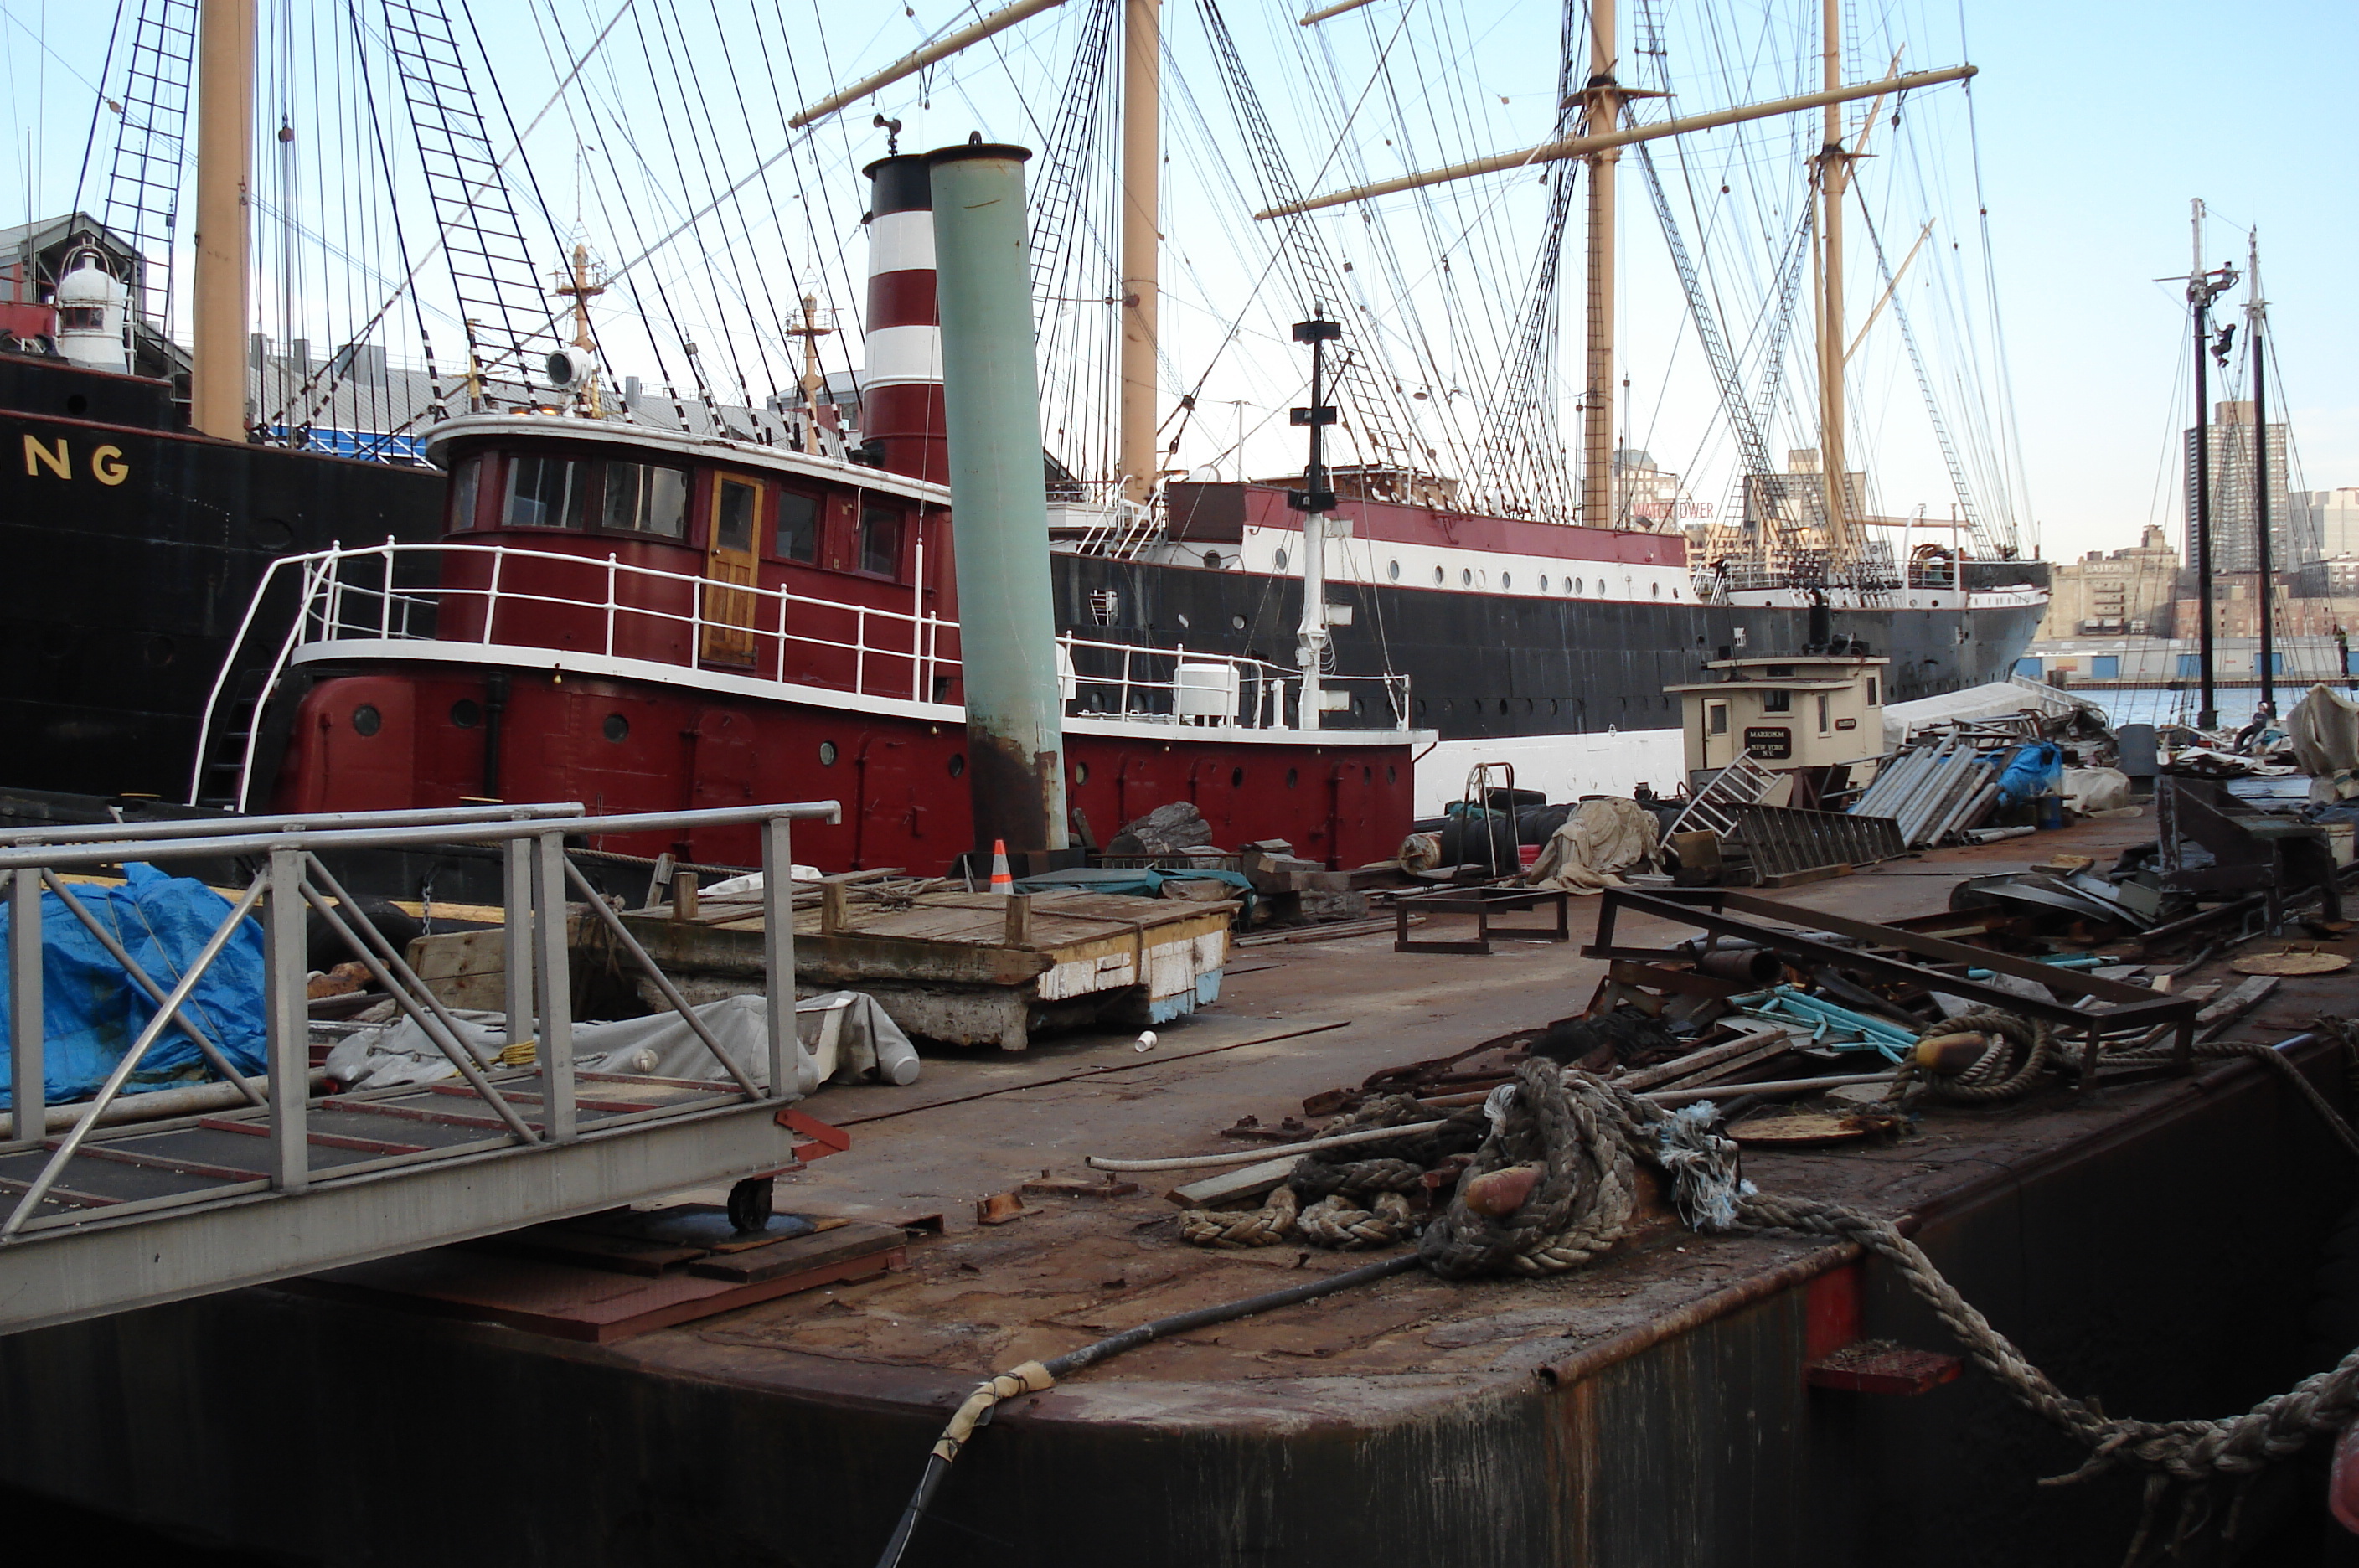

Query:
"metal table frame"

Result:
[[1396, 885, 1572, 956]]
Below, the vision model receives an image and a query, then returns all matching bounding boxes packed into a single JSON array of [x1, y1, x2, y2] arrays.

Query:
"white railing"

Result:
[[191, 541, 1412, 806]]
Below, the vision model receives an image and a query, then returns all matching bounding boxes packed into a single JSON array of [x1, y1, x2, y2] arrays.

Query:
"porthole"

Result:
[[948, 753, 966, 777], [1501, 572, 1512, 590], [602, 713, 630, 743], [1285, 767, 1298, 789], [1497, 699, 1510, 716], [1539, 575, 1550, 593], [1433, 566, 1444, 585], [1351, 695, 1365, 715], [1274, 549, 1290, 571], [144, 635, 174, 668], [1650, 582, 1660, 598], [1462, 568, 1474, 587], [450, 699, 482, 729], [1231, 614, 1247, 631], [1387, 766, 1397, 785], [1548, 699, 1561, 715], [1387, 560, 1401, 581], [1478, 570, 1489, 590], [1203, 551, 1221, 569], [1523, 698, 1534, 714], [1176, 612, 1190, 628], [1575, 577, 1585, 594], [351, 704, 381, 737], [1075, 761, 1090, 784], [1414, 700, 1428, 718], [818, 740, 838, 766], [1231, 766, 1246, 787]]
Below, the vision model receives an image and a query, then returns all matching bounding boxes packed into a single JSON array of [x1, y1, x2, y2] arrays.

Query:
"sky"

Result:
[[3, 0, 2353, 569]]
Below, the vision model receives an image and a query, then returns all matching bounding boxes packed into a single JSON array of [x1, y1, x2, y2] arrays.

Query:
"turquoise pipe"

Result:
[[927, 142, 1069, 856]]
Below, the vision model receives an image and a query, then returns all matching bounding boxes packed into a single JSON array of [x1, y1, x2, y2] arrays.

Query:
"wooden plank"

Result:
[[1164, 1155, 1299, 1210], [2196, 974, 2280, 1040], [1618, 1029, 1790, 1091], [684, 1220, 906, 1283]]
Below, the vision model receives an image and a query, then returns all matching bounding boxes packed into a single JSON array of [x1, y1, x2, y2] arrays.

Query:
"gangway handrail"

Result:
[[0, 801, 838, 871], [0, 801, 587, 848], [4, 801, 839, 1204]]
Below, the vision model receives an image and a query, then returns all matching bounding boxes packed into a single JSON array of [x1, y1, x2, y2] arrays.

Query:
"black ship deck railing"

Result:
[[194, 542, 1414, 805], [0, 799, 839, 1337]]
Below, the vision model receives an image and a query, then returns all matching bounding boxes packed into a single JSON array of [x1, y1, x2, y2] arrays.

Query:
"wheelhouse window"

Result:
[[1761, 689, 1792, 714], [859, 498, 903, 578], [446, 454, 483, 531], [59, 307, 104, 330], [602, 462, 688, 538], [776, 490, 819, 563], [1706, 702, 1729, 736], [503, 455, 587, 529]]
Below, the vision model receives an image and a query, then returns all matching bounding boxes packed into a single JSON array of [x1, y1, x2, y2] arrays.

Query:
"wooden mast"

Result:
[[1117, 0, 1161, 504], [1578, 1, 1625, 529], [1814, 0, 1853, 566], [190, 0, 256, 438]]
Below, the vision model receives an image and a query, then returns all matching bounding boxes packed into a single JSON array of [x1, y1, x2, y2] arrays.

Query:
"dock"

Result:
[[1, 808, 2351, 1564]]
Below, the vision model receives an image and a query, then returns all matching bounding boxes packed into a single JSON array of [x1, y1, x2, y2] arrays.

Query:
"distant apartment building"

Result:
[[2184, 400, 2310, 574], [2032, 524, 2180, 639]]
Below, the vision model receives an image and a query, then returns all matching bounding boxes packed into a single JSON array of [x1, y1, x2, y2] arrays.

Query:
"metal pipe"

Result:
[[927, 142, 1070, 858], [789, 0, 1066, 128], [39, 1070, 331, 1134], [1118, 0, 1162, 504], [1256, 66, 1976, 219], [39, 871, 265, 1105], [3, 876, 268, 1238], [0, 802, 842, 872], [302, 856, 504, 1068]]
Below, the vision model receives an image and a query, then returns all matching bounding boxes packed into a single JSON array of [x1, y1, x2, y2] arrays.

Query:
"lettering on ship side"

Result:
[[19, 432, 128, 485]]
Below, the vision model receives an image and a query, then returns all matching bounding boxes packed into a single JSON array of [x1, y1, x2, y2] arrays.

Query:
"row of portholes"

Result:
[[432, 701, 632, 743], [1409, 694, 1677, 719], [1374, 560, 1677, 600]]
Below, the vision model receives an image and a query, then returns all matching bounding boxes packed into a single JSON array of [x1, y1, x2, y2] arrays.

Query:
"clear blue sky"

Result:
[[1954, 0, 2359, 560]]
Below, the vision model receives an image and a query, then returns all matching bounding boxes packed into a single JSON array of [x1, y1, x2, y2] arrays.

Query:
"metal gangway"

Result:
[[0, 799, 839, 1337]]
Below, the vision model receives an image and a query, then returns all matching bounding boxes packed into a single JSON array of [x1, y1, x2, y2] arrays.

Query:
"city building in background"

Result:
[[2034, 524, 2180, 639], [2185, 400, 2308, 575]]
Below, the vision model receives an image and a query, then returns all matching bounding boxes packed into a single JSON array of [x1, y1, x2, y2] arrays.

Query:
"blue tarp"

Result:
[[0, 865, 269, 1109], [1995, 741, 2064, 810], [1010, 864, 1255, 918]]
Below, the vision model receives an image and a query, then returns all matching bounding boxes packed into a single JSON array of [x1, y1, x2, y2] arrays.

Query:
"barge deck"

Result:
[[2, 812, 2353, 1566]]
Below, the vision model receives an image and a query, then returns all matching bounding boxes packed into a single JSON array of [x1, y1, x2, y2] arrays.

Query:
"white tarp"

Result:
[[2288, 684, 2359, 779], [323, 991, 920, 1098], [1525, 797, 1661, 895], [2060, 767, 2132, 815], [1882, 677, 2104, 750]]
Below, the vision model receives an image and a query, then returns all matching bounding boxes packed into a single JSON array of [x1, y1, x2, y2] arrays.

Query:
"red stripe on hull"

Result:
[[865, 268, 939, 328], [269, 668, 1414, 874]]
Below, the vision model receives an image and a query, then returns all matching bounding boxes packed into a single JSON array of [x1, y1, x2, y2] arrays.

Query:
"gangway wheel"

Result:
[[726, 1175, 777, 1235]]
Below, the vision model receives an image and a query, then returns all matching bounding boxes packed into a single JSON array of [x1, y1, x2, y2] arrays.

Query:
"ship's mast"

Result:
[[1813, 0, 1853, 565], [551, 241, 606, 416], [1577, 2, 1625, 529], [1117, 0, 1161, 505], [2249, 229, 2272, 722], [189, 0, 256, 438]]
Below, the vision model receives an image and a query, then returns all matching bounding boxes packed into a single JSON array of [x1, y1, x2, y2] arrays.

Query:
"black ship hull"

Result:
[[0, 354, 443, 799], [1051, 554, 2050, 740]]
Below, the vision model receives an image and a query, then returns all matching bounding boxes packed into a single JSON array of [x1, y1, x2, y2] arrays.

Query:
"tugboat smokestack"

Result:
[[927, 141, 1069, 863]]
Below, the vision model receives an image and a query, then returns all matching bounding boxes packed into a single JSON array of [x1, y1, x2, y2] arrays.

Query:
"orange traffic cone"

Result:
[[988, 839, 1014, 894]]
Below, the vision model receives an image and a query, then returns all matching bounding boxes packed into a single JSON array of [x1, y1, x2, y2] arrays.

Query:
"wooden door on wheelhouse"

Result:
[[702, 475, 762, 667]]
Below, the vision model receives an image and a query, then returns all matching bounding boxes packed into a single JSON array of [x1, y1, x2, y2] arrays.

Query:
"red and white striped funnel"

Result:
[[859, 156, 947, 485]]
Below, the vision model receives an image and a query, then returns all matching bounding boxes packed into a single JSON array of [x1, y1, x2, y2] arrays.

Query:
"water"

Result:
[[2076, 682, 2354, 731]]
